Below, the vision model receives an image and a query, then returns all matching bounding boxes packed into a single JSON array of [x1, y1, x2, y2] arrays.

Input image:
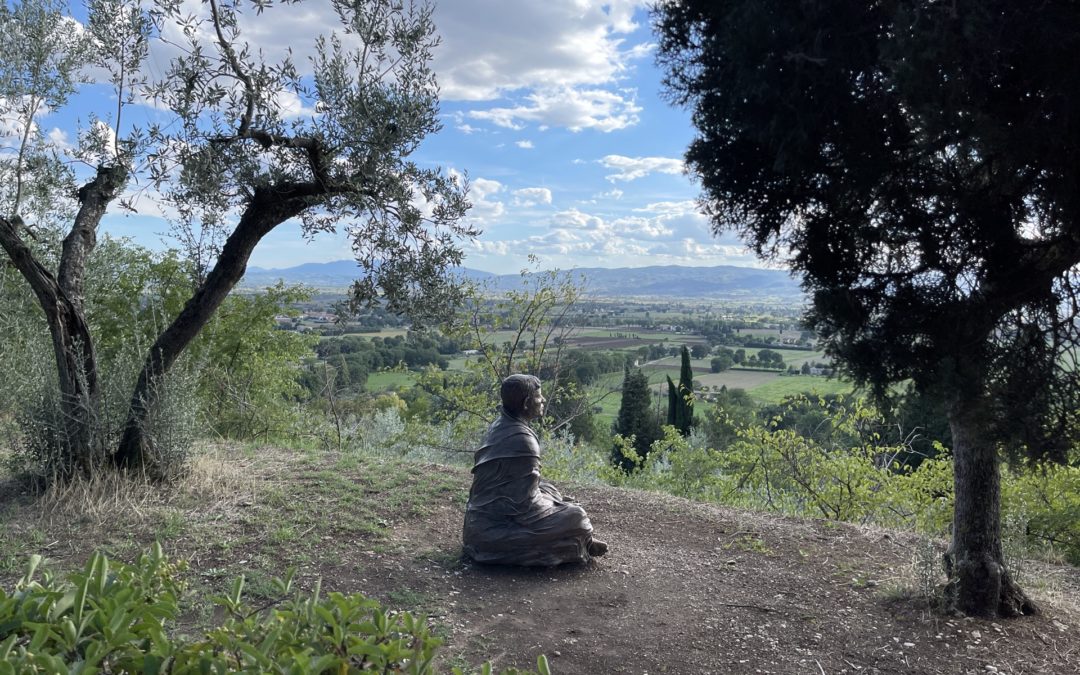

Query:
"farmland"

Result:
[[316, 298, 850, 427]]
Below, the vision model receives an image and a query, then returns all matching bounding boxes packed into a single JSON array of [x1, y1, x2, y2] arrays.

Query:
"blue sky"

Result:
[[20, 1, 761, 275]]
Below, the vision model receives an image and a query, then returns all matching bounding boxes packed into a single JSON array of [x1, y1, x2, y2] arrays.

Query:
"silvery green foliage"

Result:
[[536, 429, 612, 486], [0, 0, 83, 224], [2, 267, 201, 480], [141, 0, 474, 320], [0, 267, 51, 416], [353, 407, 407, 455]]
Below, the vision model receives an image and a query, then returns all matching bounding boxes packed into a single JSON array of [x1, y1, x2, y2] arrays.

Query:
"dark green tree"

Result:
[[655, 0, 1080, 616], [665, 374, 677, 431], [613, 366, 660, 471], [666, 346, 694, 435], [701, 385, 756, 450], [710, 351, 734, 373]]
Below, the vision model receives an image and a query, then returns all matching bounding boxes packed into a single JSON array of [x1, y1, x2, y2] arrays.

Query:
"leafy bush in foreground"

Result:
[[0, 545, 546, 674]]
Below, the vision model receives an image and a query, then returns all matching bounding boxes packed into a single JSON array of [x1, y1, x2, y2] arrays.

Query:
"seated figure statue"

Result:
[[462, 374, 608, 566]]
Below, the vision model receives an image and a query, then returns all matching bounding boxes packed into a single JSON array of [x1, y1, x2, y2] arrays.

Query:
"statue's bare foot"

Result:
[[588, 538, 609, 557]]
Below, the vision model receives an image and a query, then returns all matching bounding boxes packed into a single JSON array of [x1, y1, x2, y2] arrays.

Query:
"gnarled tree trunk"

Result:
[[944, 393, 1036, 617], [0, 165, 126, 477], [115, 186, 313, 474]]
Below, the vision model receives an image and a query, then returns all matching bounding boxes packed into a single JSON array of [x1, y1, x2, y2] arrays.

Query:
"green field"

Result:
[[587, 363, 853, 425], [573, 328, 705, 342], [339, 316, 840, 419], [695, 369, 780, 390], [445, 356, 481, 371], [768, 348, 828, 367], [362, 328, 411, 338], [747, 376, 854, 404], [366, 370, 418, 391]]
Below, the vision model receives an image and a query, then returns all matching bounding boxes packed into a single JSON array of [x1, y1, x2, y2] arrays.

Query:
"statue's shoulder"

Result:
[[473, 411, 541, 467]]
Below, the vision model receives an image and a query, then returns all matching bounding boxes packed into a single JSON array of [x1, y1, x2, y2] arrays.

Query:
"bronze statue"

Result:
[[462, 374, 608, 566]]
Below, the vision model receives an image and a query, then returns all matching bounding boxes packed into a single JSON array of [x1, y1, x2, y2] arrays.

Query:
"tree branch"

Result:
[[0, 216, 62, 312], [208, 0, 255, 136], [59, 165, 128, 310]]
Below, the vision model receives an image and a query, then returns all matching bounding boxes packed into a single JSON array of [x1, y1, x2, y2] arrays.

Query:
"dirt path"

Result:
[[348, 469, 1080, 674]]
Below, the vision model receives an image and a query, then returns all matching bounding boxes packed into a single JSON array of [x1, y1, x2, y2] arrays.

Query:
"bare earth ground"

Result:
[[1, 446, 1078, 674]]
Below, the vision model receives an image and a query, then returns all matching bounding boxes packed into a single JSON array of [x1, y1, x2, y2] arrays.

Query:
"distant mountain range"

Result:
[[241, 260, 803, 299]]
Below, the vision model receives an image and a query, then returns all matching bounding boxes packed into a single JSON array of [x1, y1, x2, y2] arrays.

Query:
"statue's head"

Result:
[[500, 374, 544, 419]]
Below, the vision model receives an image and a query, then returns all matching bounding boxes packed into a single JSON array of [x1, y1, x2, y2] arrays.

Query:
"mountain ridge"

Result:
[[242, 260, 802, 299]]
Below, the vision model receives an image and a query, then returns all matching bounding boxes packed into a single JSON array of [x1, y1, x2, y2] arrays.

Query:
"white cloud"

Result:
[[435, 0, 650, 132], [453, 174, 505, 223], [472, 240, 512, 256], [626, 42, 656, 60], [0, 97, 53, 151], [512, 187, 553, 207], [432, 1, 647, 101], [275, 89, 319, 118], [537, 228, 583, 245], [553, 208, 605, 231], [515, 140, 534, 149], [471, 177, 505, 218], [599, 155, 685, 182], [634, 200, 699, 215], [81, 1, 651, 135], [47, 128, 73, 152], [469, 87, 640, 133], [596, 188, 624, 200], [610, 215, 674, 239]]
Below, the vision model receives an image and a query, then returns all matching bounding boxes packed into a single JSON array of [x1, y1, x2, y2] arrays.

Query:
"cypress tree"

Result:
[[667, 346, 694, 436], [665, 375, 678, 429], [613, 366, 659, 471]]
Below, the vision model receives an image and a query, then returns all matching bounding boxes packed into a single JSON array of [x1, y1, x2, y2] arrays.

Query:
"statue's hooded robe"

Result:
[[462, 409, 594, 566]]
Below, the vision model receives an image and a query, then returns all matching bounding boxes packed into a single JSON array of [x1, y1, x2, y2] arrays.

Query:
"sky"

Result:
[[30, 0, 763, 275]]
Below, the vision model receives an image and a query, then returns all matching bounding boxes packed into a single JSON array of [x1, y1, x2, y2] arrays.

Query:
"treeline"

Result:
[[300, 334, 460, 394]]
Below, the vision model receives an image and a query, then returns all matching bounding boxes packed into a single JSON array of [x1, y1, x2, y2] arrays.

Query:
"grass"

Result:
[[748, 376, 854, 404], [0, 443, 470, 637], [768, 348, 828, 367], [572, 328, 705, 342], [590, 367, 850, 423], [366, 370, 417, 391], [697, 369, 780, 391], [445, 356, 479, 371], [2, 429, 1077, 674]]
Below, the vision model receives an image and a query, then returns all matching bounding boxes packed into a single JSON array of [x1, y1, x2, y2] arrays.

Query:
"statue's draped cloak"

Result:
[[462, 409, 593, 566]]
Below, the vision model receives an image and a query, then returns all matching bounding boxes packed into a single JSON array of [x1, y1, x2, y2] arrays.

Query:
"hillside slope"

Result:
[[1, 448, 1077, 674]]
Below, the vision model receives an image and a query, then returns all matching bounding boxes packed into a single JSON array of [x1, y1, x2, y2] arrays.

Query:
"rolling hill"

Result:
[[241, 260, 802, 299]]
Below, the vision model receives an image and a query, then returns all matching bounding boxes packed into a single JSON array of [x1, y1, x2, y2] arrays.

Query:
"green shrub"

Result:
[[0, 545, 547, 674], [1003, 461, 1080, 564], [598, 407, 956, 535]]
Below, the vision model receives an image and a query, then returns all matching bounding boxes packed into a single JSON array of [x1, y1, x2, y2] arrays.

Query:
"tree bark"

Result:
[[944, 396, 1037, 618], [114, 186, 313, 473], [0, 220, 100, 474], [0, 166, 126, 476]]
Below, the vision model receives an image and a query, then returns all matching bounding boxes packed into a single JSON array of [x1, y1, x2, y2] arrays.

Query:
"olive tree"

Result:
[[0, 0, 472, 477], [655, 0, 1080, 617]]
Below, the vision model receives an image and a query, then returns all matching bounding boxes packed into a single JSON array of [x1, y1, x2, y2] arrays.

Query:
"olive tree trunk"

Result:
[[0, 239, 102, 475], [0, 166, 126, 476], [114, 186, 313, 473], [944, 397, 1036, 617]]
